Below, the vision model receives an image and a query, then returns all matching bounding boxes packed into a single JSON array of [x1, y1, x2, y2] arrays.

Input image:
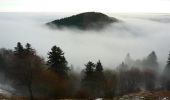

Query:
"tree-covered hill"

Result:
[[46, 12, 118, 30]]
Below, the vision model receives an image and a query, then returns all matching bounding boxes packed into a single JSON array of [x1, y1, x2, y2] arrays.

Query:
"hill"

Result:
[[46, 12, 118, 30]]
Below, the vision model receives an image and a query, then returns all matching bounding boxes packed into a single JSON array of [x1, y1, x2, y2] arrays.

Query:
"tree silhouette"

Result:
[[0, 53, 6, 72], [163, 52, 170, 90], [118, 62, 129, 71], [11, 42, 43, 100], [14, 42, 25, 57], [47, 45, 69, 78], [143, 51, 159, 71], [81, 61, 106, 97], [84, 61, 95, 76], [95, 60, 103, 72], [81, 61, 96, 97], [94, 60, 105, 97], [25, 43, 35, 56], [165, 53, 170, 71]]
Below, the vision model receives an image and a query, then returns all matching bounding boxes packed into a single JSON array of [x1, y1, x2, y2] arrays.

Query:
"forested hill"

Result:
[[46, 12, 118, 30]]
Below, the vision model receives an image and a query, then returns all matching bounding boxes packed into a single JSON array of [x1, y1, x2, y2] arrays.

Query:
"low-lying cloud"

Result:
[[0, 12, 170, 70]]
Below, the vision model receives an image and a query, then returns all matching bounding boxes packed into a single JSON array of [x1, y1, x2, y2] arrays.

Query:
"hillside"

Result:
[[46, 12, 118, 30]]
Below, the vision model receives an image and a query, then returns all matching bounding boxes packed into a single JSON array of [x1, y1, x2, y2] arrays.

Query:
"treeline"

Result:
[[0, 42, 170, 99]]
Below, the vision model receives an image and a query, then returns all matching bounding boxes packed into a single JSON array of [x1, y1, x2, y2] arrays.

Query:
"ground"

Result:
[[0, 91, 170, 100], [115, 91, 170, 100]]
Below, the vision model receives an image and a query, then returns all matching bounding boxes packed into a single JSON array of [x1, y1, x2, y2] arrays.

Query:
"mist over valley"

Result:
[[0, 12, 170, 69]]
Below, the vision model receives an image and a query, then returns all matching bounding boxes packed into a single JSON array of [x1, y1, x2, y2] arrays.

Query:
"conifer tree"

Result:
[[164, 53, 170, 75], [0, 54, 6, 72], [12, 42, 42, 100], [84, 61, 95, 76], [14, 42, 25, 57], [95, 60, 105, 97], [95, 60, 105, 82], [166, 53, 170, 69], [47, 45, 69, 78], [81, 61, 96, 97], [142, 51, 159, 72], [95, 60, 103, 72], [163, 53, 170, 90], [146, 51, 158, 66], [25, 43, 35, 56]]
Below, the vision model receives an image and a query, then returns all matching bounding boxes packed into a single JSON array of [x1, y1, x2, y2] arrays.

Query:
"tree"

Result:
[[162, 53, 170, 90], [25, 43, 35, 56], [142, 51, 159, 72], [0, 48, 14, 85], [81, 61, 96, 97], [164, 53, 170, 77], [0, 53, 6, 72], [14, 42, 25, 57], [83, 61, 95, 81], [117, 67, 142, 95], [104, 70, 117, 97], [81, 61, 106, 97], [142, 69, 156, 91], [117, 62, 129, 71], [10, 42, 43, 100], [47, 45, 69, 78], [84, 61, 95, 78], [95, 60, 105, 97], [95, 60, 103, 72], [124, 53, 133, 67], [167, 53, 170, 66]]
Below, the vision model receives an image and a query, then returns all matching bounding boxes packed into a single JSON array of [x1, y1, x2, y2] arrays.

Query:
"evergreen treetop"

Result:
[[95, 60, 103, 72], [47, 45, 69, 78]]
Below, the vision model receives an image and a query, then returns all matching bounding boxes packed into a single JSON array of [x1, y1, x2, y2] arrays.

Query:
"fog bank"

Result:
[[0, 12, 170, 69]]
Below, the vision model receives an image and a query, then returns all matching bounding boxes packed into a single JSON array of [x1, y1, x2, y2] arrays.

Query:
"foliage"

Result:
[[0, 42, 169, 99], [47, 45, 69, 78], [47, 12, 118, 30]]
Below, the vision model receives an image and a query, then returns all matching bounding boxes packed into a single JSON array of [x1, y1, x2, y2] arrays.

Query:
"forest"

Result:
[[0, 42, 170, 100]]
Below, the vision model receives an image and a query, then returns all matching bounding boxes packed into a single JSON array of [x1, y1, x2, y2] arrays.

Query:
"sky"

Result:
[[1, 0, 170, 13]]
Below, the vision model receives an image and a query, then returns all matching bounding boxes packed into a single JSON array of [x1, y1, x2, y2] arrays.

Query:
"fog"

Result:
[[0, 12, 170, 70]]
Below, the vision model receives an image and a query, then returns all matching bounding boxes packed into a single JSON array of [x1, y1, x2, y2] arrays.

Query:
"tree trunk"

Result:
[[28, 84, 33, 100]]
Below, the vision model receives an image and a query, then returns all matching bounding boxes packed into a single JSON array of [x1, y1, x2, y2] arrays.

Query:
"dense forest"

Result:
[[46, 12, 118, 30], [0, 42, 170, 99]]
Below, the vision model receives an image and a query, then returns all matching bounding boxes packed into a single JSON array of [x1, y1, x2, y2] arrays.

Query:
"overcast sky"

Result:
[[1, 0, 170, 13]]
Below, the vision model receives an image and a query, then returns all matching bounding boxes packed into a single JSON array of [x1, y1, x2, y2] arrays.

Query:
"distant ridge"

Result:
[[46, 12, 118, 30]]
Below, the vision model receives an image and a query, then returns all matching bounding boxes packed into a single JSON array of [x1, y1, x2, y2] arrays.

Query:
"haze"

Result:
[[0, 12, 170, 70], [1, 0, 170, 13]]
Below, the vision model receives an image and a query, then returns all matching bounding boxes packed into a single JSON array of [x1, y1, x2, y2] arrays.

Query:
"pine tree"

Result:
[[95, 60, 103, 72], [95, 60, 105, 97], [166, 53, 170, 68], [147, 51, 158, 65], [163, 53, 170, 78], [25, 43, 35, 56], [143, 51, 159, 71], [81, 61, 96, 97], [0, 54, 6, 72], [12, 42, 42, 100], [81, 61, 105, 97], [156, 52, 170, 91], [82, 61, 95, 82], [84, 61, 95, 76], [47, 45, 69, 78], [95, 60, 105, 82], [14, 42, 25, 57], [124, 53, 133, 67], [118, 62, 129, 71]]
